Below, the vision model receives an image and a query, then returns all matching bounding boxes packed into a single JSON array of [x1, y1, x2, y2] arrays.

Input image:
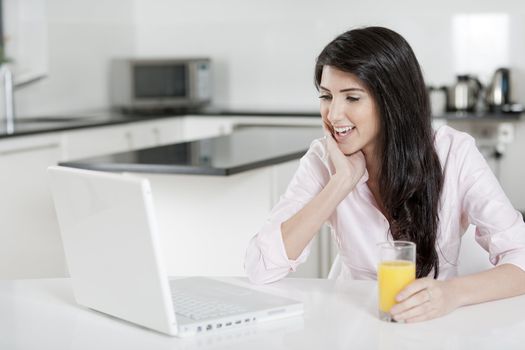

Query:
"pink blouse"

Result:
[[244, 125, 525, 283]]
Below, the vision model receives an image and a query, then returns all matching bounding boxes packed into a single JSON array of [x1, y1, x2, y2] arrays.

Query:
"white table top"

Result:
[[1, 277, 524, 350]]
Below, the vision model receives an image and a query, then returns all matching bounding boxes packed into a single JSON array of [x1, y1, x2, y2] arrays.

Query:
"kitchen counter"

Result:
[[0, 113, 175, 139], [1, 107, 521, 139], [58, 125, 325, 276], [0, 109, 321, 139], [59, 125, 323, 175], [436, 111, 522, 121], [58, 125, 325, 277]]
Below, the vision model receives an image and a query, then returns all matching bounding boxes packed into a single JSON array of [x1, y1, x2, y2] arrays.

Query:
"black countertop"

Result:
[[1, 107, 521, 139], [435, 111, 523, 121], [59, 126, 323, 176], [0, 113, 177, 139], [0, 109, 321, 139]]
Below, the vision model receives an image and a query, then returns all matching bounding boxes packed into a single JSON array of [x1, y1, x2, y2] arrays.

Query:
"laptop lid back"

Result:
[[48, 166, 177, 335]]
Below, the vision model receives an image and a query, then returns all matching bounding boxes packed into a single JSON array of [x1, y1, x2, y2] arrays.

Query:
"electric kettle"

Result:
[[445, 75, 482, 112], [486, 68, 511, 112]]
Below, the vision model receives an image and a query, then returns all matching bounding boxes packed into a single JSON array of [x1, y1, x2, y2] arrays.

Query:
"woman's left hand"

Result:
[[389, 277, 462, 323]]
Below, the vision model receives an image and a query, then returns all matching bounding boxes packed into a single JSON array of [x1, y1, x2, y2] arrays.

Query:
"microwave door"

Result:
[[133, 64, 189, 106]]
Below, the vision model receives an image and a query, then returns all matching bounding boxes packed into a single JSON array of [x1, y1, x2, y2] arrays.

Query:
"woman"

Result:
[[244, 26, 525, 322]]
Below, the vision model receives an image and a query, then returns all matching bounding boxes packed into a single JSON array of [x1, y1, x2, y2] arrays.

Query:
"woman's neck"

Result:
[[363, 150, 380, 184]]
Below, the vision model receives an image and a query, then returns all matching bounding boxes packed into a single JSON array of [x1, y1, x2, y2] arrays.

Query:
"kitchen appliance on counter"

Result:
[[110, 58, 212, 114], [428, 85, 447, 116], [445, 75, 483, 112], [429, 68, 523, 117], [486, 68, 510, 112], [485, 67, 523, 113]]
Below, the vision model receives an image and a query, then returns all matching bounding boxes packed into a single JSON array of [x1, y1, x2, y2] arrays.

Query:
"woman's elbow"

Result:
[[244, 251, 289, 285]]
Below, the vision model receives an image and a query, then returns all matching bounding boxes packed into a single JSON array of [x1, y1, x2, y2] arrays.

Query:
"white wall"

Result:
[[133, 0, 525, 111], [12, 0, 525, 116], [13, 0, 136, 117]]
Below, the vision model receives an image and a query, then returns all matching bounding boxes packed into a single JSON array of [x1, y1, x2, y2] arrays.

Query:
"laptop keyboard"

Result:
[[170, 281, 248, 321]]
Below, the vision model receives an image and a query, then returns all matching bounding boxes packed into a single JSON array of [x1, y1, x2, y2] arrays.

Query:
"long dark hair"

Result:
[[315, 27, 443, 278]]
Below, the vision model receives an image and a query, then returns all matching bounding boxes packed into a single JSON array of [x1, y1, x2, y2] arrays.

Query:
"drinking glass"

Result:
[[377, 241, 416, 322]]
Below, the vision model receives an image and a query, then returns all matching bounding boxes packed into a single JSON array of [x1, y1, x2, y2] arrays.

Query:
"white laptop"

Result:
[[47, 166, 303, 337]]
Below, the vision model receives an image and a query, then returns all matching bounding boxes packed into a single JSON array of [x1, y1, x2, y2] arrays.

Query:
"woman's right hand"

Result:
[[280, 126, 367, 261], [323, 127, 367, 192]]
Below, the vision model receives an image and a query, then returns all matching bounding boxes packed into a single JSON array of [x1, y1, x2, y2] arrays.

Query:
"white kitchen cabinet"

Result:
[[0, 134, 66, 279], [153, 118, 184, 146], [496, 120, 525, 211], [127, 121, 160, 150], [61, 124, 132, 161], [230, 116, 320, 128], [127, 119, 184, 149], [61, 118, 185, 161], [181, 116, 234, 141]]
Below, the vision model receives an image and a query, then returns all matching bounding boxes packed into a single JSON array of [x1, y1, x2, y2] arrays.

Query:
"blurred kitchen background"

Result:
[[2, 0, 525, 279], [4, 0, 525, 113]]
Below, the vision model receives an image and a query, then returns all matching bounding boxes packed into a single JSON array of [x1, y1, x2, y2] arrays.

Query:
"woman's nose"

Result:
[[326, 100, 345, 124]]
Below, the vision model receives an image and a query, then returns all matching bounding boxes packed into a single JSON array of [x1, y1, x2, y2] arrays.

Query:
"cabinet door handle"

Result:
[[125, 131, 133, 149], [153, 127, 161, 144]]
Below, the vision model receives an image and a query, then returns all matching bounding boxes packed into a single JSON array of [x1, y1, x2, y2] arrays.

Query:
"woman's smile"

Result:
[[333, 125, 355, 142]]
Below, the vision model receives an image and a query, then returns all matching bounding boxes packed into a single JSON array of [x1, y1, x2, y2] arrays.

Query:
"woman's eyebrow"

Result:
[[340, 87, 365, 93], [319, 85, 365, 93]]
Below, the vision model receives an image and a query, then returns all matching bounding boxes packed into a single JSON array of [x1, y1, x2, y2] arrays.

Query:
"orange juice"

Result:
[[378, 260, 416, 312]]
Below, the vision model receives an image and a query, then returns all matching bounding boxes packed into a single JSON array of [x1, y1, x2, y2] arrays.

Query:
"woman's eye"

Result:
[[347, 96, 360, 102], [319, 95, 332, 100]]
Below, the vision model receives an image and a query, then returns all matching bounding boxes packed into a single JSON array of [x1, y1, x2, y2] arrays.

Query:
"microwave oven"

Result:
[[110, 58, 212, 112]]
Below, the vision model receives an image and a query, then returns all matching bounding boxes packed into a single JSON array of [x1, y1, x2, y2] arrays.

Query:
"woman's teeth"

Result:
[[334, 126, 354, 135]]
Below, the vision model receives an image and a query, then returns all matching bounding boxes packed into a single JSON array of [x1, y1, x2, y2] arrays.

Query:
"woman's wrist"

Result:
[[330, 173, 359, 194], [444, 277, 468, 309], [445, 265, 525, 309]]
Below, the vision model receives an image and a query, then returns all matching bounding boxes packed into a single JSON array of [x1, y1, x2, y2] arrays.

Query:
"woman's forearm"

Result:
[[281, 174, 356, 260], [450, 264, 525, 307]]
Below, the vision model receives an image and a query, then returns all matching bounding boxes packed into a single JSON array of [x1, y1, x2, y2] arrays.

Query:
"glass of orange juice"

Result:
[[377, 241, 416, 322]]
